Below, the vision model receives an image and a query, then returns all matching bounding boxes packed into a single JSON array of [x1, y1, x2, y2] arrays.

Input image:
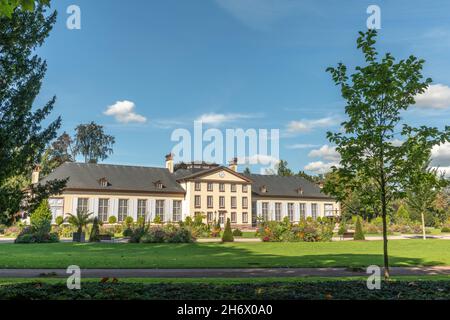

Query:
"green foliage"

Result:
[[108, 216, 117, 224], [153, 215, 162, 224], [222, 218, 234, 242], [354, 216, 365, 241], [232, 229, 243, 237], [137, 216, 145, 226], [276, 160, 294, 176], [15, 201, 58, 243], [139, 225, 195, 243], [66, 210, 94, 234], [73, 122, 115, 164], [55, 216, 64, 226], [89, 217, 100, 242], [0, 0, 50, 18], [0, 5, 65, 224], [122, 227, 133, 237], [325, 29, 449, 276], [2, 280, 450, 300], [338, 219, 347, 236], [395, 205, 410, 224], [124, 216, 134, 227], [30, 200, 52, 234]]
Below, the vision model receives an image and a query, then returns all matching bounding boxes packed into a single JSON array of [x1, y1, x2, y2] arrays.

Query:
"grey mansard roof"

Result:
[[41, 162, 334, 200], [41, 162, 186, 194], [243, 173, 333, 200]]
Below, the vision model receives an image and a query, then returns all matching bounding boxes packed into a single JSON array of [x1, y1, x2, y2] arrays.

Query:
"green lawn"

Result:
[[0, 239, 449, 269]]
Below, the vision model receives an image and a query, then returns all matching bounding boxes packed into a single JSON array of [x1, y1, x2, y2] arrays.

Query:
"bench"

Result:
[[340, 232, 355, 240]]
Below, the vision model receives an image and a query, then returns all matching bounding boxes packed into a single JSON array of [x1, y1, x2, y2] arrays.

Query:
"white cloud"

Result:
[[286, 143, 320, 149], [304, 144, 341, 174], [286, 117, 339, 133], [414, 84, 450, 109], [104, 100, 147, 124], [239, 154, 279, 166], [196, 113, 253, 125], [308, 145, 340, 162], [431, 142, 450, 166], [304, 161, 339, 175]]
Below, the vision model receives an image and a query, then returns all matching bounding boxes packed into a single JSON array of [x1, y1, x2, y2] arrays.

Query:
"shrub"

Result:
[[354, 216, 365, 240], [338, 220, 347, 235], [210, 220, 221, 238], [123, 227, 133, 237], [108, 216, 117, 224], [221, 219, 234, 242], [15, 200, 59, 244], [137, 216, 146, 226], [166, 228, 195, 243], [55, 216, 64, 226], [89, 217, 100, 242], [129, 226, 149, 243], [15, 227, 59, 244], [141, 228, 167, 243], [124, 216, 134, 227], [442, 227, 450, 233], [30, 200, 52, 235], [232, 229, 243, 237], [153, 215, 162, 224]]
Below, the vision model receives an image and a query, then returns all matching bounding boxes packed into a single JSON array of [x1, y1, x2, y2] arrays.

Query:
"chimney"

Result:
[[31, 165, 41, 184], [228, 157, 238, 172], [165, 153, 174, 173]]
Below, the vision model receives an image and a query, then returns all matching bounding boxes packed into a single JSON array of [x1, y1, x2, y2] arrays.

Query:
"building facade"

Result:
[[38, 155, 339, 229]]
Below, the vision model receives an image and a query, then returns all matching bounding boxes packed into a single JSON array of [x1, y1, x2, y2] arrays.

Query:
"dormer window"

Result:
[[260, 185, 267, 193], [154, 180, 165, 189], [296, 187, 304, 195], [98, 178, 110, 187]]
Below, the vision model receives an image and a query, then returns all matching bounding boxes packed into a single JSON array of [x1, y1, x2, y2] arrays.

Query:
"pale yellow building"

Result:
[[38, 155, 339, 229]]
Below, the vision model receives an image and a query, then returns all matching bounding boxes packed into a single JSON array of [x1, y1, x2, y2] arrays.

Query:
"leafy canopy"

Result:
[[0, 4, 65, 224], [0, 0, 49, 17]]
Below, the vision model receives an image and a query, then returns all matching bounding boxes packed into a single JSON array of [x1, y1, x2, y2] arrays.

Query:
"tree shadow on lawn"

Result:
[[70, 242, 445, 269]]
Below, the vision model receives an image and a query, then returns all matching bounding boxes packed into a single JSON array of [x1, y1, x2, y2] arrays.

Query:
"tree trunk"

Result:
[[421, 212, 426, 240], [381, 181, 390, 280], [382, 211, 389, 279]]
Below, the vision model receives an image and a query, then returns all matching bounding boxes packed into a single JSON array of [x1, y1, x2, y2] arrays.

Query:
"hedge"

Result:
[[1, 281, 449, 300]]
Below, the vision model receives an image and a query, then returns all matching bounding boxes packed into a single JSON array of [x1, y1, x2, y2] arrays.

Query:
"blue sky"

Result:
[[36, 0, 450, 174]]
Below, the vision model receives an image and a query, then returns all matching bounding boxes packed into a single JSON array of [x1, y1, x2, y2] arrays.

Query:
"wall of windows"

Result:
[[137, 199, 147, 220], [156, 200, 165, 221], [98, 199, 109, 222], [275, 202, 282, 221], [173, 200, 182, 222], [77, 198, 89, 213], [287, 203, 294, 221], [118, 199, 128, 222], [311, 203, 318, 220]]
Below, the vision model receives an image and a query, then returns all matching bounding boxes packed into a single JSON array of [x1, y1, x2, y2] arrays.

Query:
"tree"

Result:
[[73, 122, 115, 163], [405, 158, 447, 240], [222, 218, 234, 242], [0, 0, 49, 18], [89, 217, 100, 242], [0, 4, 66, 224], [30, 199, 52, 234], [66, 210, 94, 235], [276, 160, 293, 176], [394, 204, 411, 225], [353, 216, 365, 241], [326, 30, 449, 279]]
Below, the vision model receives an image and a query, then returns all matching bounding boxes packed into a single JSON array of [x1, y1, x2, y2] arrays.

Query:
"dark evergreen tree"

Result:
[[222, 218, 234, 242], [0, 4, 66, 224]]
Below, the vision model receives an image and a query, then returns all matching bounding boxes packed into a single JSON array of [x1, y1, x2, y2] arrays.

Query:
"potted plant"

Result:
[[67, 210, 94, 242]]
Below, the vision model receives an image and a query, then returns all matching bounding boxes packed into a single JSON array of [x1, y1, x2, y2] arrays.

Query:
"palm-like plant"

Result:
[[66, 210, 94, 234]]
